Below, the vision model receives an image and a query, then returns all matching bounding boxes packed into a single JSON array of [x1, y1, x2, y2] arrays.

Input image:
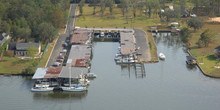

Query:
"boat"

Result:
[[62, 67, 87, 92], [61, 86, 87, 92], [86, 73, 97, 78], [31, 86, 54, 92], [159, 53, 166, 60]]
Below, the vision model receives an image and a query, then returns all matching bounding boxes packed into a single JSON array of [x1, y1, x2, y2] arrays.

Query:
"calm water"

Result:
[[1, 34, 220, 110]]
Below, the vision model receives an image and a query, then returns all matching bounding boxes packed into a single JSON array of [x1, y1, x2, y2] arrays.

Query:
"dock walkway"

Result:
[[134, 29, 151, 63]]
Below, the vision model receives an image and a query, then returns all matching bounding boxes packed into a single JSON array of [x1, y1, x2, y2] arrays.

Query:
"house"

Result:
[[0, 33, 10, 46], [214, 46, 220, 58], [15, 43, 41, 56], [8, 42, 41, 57]]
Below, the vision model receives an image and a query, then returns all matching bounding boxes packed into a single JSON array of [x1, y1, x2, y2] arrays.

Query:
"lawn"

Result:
[[38, 38, 57, 68], [189, 24, 220, 77], [75, 5, 160, 61], [0, 57, 36, 74]]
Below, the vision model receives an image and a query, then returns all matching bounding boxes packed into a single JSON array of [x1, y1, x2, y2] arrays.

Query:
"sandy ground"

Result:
[[208, 17, 220, 22]]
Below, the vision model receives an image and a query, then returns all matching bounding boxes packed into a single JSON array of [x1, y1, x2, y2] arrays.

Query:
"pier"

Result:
[[32, 28, 150, 91]]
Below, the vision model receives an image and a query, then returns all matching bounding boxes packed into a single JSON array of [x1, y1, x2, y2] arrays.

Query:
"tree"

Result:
[[100, 0, 106, 16], [79, 0, 85, 15], [52, 8, 65, 28], [187, 18, 204, 31], [180, 27, 191, 44], [37, 22, 57, 43], [161, 9, 175, 22], [198, 29, 213, 47], [91, 0, 100, 15], [27, 45, 38, 58]]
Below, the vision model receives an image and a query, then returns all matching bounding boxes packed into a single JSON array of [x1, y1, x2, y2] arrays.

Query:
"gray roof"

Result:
[[59, 66, 88, 79], [186, 56, 197, 60], [32, 68, 47, 79], [215, 46, 220, 50], [16, 43, 40, 50]]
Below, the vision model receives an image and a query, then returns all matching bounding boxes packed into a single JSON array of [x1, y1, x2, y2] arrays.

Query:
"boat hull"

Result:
[[31, 87, 54, 92], [61, 87, 87, 92]]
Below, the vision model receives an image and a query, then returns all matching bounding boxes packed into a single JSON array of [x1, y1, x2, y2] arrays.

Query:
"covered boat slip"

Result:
[[66, 45, 92, 67], [32, 66, 89, 79]]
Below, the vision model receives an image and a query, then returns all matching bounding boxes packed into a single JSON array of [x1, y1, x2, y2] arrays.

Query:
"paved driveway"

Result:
[[134, 29, 151, 62], [47, 4, 76, 67]]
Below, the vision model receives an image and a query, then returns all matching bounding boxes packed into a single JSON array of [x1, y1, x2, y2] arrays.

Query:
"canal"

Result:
[[1, 33, 220, 110]]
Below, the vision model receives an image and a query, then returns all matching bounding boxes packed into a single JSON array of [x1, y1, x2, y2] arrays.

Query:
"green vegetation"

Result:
[[189, 24, 220, 77], [0, 0, 70, 42], [38, 39, 57, 67], [0, 57, 39, 74]]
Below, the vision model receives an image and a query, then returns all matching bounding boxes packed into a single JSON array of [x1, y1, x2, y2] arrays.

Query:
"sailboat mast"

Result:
[[69, 67, 71, 87]]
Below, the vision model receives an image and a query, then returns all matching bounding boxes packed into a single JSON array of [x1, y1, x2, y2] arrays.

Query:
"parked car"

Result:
[[56, 59, 64, 62], [52, 62, 61, 67], [60, 49, 67, 53], [63, 42, 68, 47], [57, 55, 64, 59]]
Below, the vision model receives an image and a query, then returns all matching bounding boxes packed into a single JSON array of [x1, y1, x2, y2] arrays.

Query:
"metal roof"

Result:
[[120, 32, 136, 55], [32, 68, 47, 79], [59, 66, 88, 79], [32, 67, 62, 79], [67, 45, 92, 67], [16, 43, 40, 50]]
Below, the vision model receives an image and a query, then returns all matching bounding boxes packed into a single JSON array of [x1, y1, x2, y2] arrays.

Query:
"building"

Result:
[[0, 33, 9, 47], [214, 46, 220, 58], [186, 55, 197, 65], [8, 42, 41, 57], [70, 29, 92, 45], [120, 31, 136, 56], [66, 45, 92, 67]]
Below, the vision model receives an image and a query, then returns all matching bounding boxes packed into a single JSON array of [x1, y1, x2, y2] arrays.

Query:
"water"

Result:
[[1, 34, 220, 110]]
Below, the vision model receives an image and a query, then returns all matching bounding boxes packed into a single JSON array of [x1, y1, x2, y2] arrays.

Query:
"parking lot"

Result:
[[47, 4, 76, 67]]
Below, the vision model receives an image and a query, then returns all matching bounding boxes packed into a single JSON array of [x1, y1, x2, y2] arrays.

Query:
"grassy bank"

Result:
[[75, 5, 160, 61], [189, 24, 220, 77], [0, 57, 37, 74]]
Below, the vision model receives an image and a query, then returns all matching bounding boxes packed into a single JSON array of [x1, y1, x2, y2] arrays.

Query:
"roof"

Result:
[[215, 46, 220, 50], [8, 42, 16, 50], [16, 43, 40, 50], [32, 68, 47, 79], [120, 31, 136, 55], [59, 66, 88, 78], [186, 56, 197, 60], [32, 67, 62, 79], [67, 45, 92, 67], [70, 29, 92, 44]]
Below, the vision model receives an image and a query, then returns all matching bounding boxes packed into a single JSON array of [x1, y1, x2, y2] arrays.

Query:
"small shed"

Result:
[[186, 56, 197, 65], [214, 46, 220, 58]]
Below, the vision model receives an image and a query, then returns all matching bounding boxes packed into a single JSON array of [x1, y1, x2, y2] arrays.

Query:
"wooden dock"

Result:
[[134, 63, 146, 78]]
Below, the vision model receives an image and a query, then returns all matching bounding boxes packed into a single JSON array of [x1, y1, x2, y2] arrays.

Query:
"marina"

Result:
[[31, 28, 150, 92], [2, 35, 220, 109]]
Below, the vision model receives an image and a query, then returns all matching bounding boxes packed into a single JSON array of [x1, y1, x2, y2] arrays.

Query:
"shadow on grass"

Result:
[[11, 59, 30, 66], [206, 55, 217, 61]]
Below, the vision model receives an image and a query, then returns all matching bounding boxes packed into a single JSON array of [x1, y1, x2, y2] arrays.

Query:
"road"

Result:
[[134, 29, 151, 63], [47, 4, 76, 67]]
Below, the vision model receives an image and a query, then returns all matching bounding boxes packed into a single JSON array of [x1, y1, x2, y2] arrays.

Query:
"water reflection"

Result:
[[33, 91, 87, 100]]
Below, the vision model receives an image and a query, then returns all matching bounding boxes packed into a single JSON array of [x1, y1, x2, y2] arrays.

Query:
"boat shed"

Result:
[[120, 31, 136, 56], [32, 67, 62, 79], [66, 45, 92, 67], [59, 66, 88, 79], [70, 29, 92, 45], [186, 56, 197, 65]]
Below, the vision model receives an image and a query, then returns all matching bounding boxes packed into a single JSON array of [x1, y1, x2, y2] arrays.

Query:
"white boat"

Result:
[[31, 87, 54, 92], [86, 73, 97, 78], [62, 67, 87, 92], [159, 53, 166, 60], [61, 86, 87, 92]]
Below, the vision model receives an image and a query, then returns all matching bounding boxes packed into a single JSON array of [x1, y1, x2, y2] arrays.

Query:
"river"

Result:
[[1, 33, 220, 110]]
